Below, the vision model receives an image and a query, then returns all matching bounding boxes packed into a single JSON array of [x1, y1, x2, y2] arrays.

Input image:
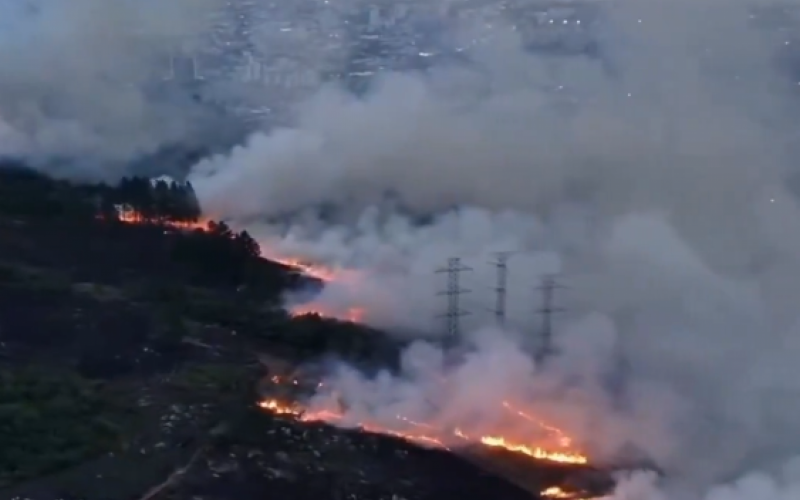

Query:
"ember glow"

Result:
[[540, 486, 595, 500], [107, 206, 363, 321], [257, 397, 588, 465], [110, 205, 212, 231], [115, 203, 587, 466], [266, 256, 340, 282], [264, 257, 367, 321], [262, 256, 366, 322]]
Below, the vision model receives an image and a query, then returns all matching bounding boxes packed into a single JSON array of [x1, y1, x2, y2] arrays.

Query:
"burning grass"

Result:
[[255, 369, 613, 500], [257, 397, 587, 463], [257, 396, 609, 499]]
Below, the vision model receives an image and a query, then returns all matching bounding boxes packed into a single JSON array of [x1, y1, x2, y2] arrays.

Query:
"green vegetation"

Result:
[[0, 162, 403, 492], [0, 367, 129, 486]]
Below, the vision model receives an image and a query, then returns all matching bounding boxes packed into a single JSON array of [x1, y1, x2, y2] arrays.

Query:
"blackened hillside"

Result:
[[0, 164, 606, 500]]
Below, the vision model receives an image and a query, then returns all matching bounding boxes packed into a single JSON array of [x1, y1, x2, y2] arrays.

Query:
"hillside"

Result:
[[0, 164, 608, 500]]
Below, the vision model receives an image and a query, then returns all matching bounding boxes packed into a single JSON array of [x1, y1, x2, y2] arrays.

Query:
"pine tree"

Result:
[[152, 180, 171, 223], [235, 230, 261, 259], [131, 177, 156, 223], [183, 181, 202, 224]]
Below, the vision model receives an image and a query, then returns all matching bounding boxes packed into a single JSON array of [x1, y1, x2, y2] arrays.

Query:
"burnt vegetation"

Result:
[[0, 162, 604, 500]]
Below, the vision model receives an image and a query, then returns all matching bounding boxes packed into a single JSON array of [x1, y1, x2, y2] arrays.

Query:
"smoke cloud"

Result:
[[9, 0, 800, 496], [156, 0, 800, 497], [0, 0, 225, 178], [603, 461, 800, 500]]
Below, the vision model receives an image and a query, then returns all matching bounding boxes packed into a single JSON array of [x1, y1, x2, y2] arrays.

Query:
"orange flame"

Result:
[[105, 207, 353, 294], [257, 398, 588, 465], [266, 256, 340, 282], [541, 486, 595, 500], [503, 401, 574, 448], [107, 205, 212, 231], [114, 206, 589, 468], [106, 207, 366, 323], [479, 435, 586, 463]]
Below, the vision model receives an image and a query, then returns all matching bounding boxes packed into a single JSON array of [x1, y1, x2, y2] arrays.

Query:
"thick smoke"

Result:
[[0, 0, 224, 178], [603, 462, 800, 500], [188, 0, 800, 498]]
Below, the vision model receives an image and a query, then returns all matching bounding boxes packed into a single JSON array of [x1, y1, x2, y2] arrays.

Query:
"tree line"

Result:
[[0, 164, 267, 290], [0, 163, 203, 227], [96, 176, 202, 226], [99, 176, 265, 288]]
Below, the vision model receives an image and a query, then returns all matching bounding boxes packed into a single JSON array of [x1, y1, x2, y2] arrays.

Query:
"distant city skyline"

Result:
[[152, 0, 800, 120]]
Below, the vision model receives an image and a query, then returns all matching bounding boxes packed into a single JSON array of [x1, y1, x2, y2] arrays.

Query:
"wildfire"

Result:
[[258, 398, 300, 415], [256, 398, 588, 465], [478, 435, 587, 463], [541, 486, 596, 500], [108, 206, 213, 231], [112, 197, 597, 496], [267, 256, 340, 283], [107, 207, 355, 313], [260, 395, 596, 499]]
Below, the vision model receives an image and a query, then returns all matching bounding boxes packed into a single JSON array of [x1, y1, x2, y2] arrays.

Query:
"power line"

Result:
[[436, 257, 472, 346], [535, 274, 566, 363], [489, 252, 514, 329]]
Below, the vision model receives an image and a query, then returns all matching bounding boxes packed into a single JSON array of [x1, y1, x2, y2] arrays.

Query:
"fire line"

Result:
[[112, 208, 589, 466], [257, 398, 588, 465], [107, 208, 357, 320], [111, 207, 597, 498]]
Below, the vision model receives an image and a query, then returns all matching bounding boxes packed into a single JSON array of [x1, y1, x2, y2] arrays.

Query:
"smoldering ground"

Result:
[[187, 0, 800, 498]]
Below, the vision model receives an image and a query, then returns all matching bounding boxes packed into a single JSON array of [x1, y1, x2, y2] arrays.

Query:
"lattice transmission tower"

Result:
[[489, 252, 514, 329], [535, 274, 566, 362], [436, 257, 472, 346]]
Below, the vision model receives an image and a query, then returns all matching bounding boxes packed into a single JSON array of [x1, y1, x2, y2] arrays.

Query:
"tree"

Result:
[[152, 179, 172, 222], [207, 220, 233, 239], [181, 181, 202, 224], [235, 231, 261, 260]]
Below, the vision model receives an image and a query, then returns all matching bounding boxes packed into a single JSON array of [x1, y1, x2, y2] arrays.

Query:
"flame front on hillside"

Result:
[[541, 486, 596, 500], [107, 206, 360, 321], [108, 200, 605, 499], [258, 394, 597, 500], [257, 397, 588, 465]]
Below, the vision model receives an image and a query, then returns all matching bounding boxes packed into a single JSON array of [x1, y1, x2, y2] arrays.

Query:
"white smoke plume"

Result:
[[602, 460, 800, 500], [188, 0, 800, 498], [0, 0, 222, 177]]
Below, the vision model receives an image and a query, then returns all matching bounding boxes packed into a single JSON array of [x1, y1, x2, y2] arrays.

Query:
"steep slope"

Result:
[[0, 167, 609, 500]]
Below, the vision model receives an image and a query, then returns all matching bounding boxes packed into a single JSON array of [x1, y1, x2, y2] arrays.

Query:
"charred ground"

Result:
[[0, 164, 606, 500]]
